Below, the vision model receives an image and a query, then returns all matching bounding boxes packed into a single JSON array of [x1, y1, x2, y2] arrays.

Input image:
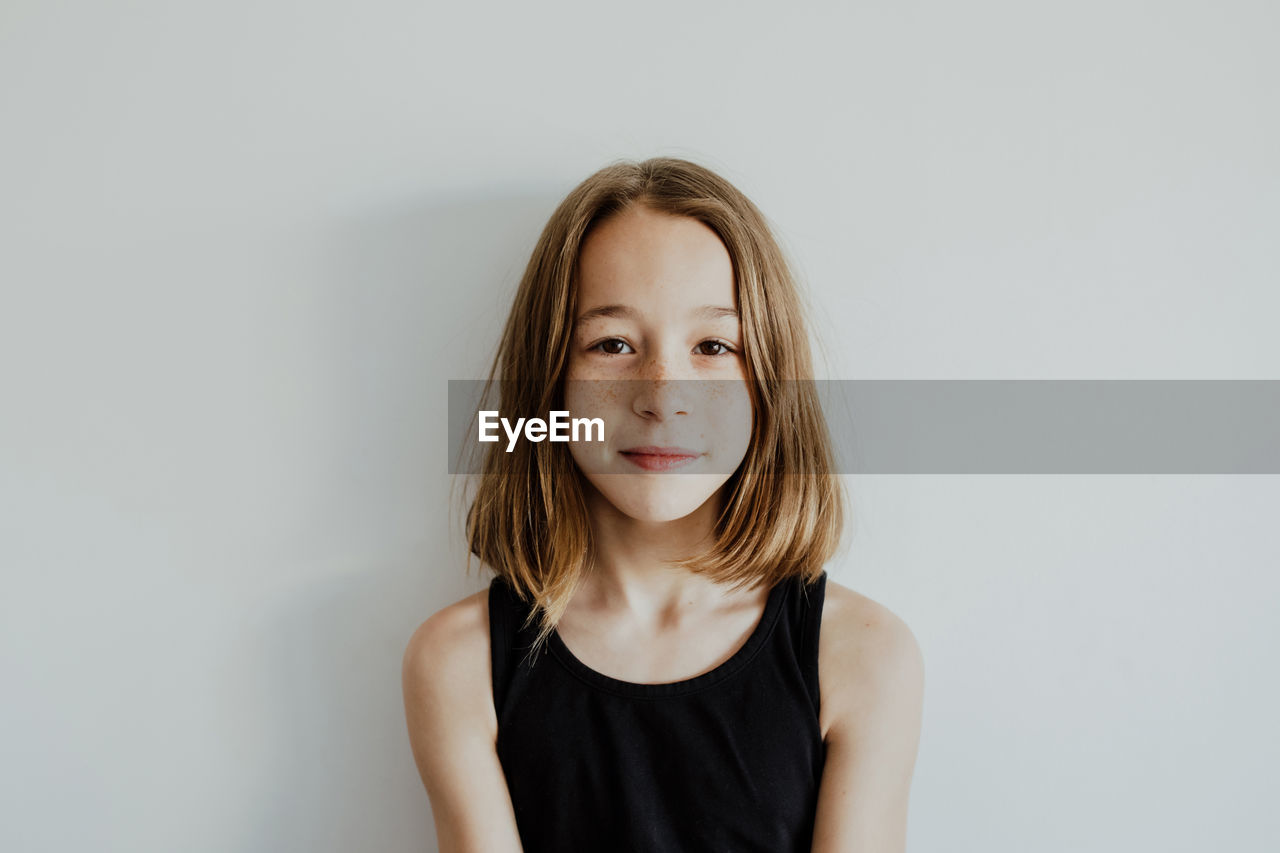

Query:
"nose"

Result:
[[631, 378, 693, 420], [631, 351, 694, 420]]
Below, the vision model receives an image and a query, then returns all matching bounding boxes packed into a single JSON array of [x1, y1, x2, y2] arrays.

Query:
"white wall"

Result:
[[2, 1, 1276, 850]]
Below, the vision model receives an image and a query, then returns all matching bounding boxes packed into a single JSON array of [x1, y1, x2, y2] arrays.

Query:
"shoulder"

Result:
[[401, 587, 496, 741], [400, 586, 527, 850], [809, 579, 925, 850], [403, 586, 492, 679], [816, 577, 925, 744]]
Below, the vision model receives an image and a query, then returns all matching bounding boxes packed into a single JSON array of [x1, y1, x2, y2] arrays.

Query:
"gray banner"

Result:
[[447, 380, 1280, 474]]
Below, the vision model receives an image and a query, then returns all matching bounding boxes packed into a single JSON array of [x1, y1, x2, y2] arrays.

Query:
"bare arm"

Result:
[[401, 592, 525, 853], [811, 592, 925, 853]]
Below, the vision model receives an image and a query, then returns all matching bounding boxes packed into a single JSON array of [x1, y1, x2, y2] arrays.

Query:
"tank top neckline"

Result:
[[545, 576, 791, 699]]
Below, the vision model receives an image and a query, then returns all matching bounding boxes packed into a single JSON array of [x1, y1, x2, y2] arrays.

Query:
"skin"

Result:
[[402, 203, 925, 851]]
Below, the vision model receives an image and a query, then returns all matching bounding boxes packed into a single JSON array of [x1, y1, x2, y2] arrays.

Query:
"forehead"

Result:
[[575, 205, 736, 313]]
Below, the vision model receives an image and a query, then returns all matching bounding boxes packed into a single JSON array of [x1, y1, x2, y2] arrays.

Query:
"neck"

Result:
[[578, 483, 730, 624]]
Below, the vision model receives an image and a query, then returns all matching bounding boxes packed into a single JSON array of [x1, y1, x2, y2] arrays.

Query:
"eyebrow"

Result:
[[573, 304, 739, 324]]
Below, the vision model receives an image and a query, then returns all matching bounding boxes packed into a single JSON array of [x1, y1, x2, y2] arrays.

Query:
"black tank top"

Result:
[[488, 571, 828, 852]]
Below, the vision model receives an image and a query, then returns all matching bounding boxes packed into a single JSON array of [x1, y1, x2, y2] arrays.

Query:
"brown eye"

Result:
[[594, 338, 633, 355], [697, 340, 734, 356]]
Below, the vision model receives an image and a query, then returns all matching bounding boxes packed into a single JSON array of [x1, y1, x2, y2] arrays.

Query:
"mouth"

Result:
[[619, 446, 702, 472]]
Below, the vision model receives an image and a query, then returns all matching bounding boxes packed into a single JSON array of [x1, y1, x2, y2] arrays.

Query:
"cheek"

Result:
[[704, 381, 755, 463], [563, 377, 620, 417], [563, 379, 622, 450], [563, 379, 621, 473]]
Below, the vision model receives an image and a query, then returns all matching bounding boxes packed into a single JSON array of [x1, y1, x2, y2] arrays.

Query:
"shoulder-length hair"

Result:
[[461, 156, 844, 658]]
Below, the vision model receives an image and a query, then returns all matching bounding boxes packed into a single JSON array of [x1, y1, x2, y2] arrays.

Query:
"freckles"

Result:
[[703, 379, 748, 402], [564, 379, 620, 439], [580, 382, 619, 410], [701, 382, 753, 428]]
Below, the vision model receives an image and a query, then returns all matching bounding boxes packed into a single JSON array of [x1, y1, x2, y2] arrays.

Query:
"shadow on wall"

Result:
[[246, 190, 561, 852]]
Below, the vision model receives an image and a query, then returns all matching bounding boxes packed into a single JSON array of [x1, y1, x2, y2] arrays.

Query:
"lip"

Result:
[[619, 446, 702, 472]]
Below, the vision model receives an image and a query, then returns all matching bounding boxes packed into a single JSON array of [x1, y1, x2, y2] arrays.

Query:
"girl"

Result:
[[402, 158, 924, 852]]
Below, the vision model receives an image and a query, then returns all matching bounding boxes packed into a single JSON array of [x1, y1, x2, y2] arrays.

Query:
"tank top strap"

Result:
[[489, 576, 528, 716], [784, 569, 828, 715]]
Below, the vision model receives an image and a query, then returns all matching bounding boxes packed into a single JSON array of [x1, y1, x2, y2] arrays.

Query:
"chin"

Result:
[[615, 500, 705, 524], [592, 475, 727, 524]]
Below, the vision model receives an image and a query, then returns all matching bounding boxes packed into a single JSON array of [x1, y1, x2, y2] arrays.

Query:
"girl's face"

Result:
[[563, 204, 754, 525]]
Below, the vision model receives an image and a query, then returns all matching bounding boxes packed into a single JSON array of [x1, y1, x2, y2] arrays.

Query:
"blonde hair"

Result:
[[461, 156, 844, 658]]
